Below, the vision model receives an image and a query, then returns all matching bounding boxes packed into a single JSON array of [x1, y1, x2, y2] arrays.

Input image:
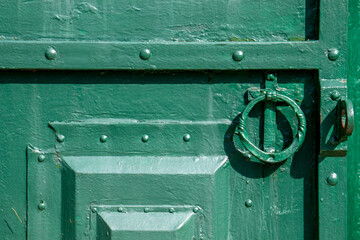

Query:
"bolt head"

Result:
[[245, 199, 253, 208], [140, 49, 151, 60], [38, 155, 46, 162], [328, 48, 340, 61], [45, 47, 57, 60], [142, 134, 149, 142], [233, 50, 244, 61], [57, 134, 65, 143], [193, 207, 200, 213], [100, 135, 108, 143], [327, 172, 338, 186], [38, 201, 47, 211], [183, 134, 191, 142], [331, 91, 341, 100]]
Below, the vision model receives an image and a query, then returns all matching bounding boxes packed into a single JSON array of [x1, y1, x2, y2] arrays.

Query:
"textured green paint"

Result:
[[348, 0, 360, 238], [0, 0, 315, 42], [0, 0, 354, 239]]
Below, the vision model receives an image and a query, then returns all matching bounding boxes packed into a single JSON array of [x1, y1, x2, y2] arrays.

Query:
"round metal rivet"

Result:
[[328, 48, 340, 61], [183, 134, 191, 142], [100, 135, 108, 143], [92, 208, 97, 213], [57, 134, 65, 143], [193, 207, 200, 213], [117, 207, 124, 212], [245, 199, 253, 208], [38, 201, 46, 211], [320, 198, 324, 202], [327, 172, 338, 186], [38, 155, 45, 162], [169, 208, 175, 213], [233, 50, 244, 61], [144, 207, 150, 213], [331, 91, 341, 100], [266, 73, 277, 81], [142, 134, 149, 142], [246, 180, 250, 184], [140, 49, 151, 60], [45, 47, 57, 60]]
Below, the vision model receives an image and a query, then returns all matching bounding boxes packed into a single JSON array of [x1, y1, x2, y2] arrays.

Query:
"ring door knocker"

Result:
[[237, 74, 307, 164]]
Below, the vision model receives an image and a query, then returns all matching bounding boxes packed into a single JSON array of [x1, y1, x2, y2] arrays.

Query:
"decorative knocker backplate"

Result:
[[238, 90, 307, 164]]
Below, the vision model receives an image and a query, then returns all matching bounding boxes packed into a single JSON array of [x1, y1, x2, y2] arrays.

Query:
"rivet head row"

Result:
[[45, 47, 57, 60], [140, 49, 151, 60], [57, 134, 194, 143], [245, 199, 253, 208], [233, 50, 244, 61], [328, 48, 339, 61], [100, 135, 108, 143], [327, 172, 338, 186], [38, 155, 46, 162]]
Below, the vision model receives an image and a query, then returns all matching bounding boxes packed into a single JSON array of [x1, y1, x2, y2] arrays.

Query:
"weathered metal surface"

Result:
[[347, 0, 360, 238], [237, 75, 307, 163], [0, 0, 354, 238], [0, 0, 315, 42]]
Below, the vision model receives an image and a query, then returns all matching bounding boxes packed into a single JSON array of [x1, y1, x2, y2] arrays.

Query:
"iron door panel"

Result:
[[0, 0, 352, 238]]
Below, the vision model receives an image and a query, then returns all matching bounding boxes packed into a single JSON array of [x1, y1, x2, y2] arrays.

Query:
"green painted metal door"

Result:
[[0, 0, 354, 239]]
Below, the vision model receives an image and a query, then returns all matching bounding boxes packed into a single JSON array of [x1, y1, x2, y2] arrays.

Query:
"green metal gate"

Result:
[[0, 0, 356, 239]]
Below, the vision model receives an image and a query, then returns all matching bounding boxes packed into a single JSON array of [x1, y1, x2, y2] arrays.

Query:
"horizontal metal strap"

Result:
[[0, 41, 323, 70]]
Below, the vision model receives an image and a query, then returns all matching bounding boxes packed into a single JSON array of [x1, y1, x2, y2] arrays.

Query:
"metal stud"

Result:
[[140, 49, 151, 60], [331, 91, 341, 100], [117, 207, 124, 212], [233, 50, 244, 61], [193, 207, 200, 213], [57, 134, 65, 143], [169, 208, 175, 213], [142, 134, 149, 142], [38, 155, 46, 162], [245, 199, 253, 208], [144, 207, 150, 213], [327, 172, 338, 186], [100, 135, 108, 143], [38, 201, 47, 211], [45, 47, 57, 60], [183, 134, 191, 142], [92, 208, 97, 213], [328, 48, 340, 61]]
